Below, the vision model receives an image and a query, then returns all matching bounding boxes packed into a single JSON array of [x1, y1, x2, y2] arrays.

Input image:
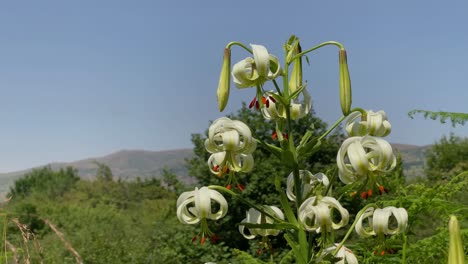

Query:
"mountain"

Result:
[[0, 149, 195, 195], [0, 144, 430, 195]]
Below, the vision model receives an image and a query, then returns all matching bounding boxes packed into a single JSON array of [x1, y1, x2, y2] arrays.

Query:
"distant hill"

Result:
[[0, 144, 430, 195], [0, 149, 195, 195], [392, 144, 430, 180]]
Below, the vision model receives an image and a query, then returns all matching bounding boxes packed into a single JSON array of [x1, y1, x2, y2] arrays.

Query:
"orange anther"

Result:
[[360, 192, 368, 199], [249, 97, 256, 109]]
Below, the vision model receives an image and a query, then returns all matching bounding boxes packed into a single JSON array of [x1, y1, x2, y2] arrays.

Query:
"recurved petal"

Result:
[[176, 196, 200, 224], [232, 58, 258, 88], [236, 153, 254, 172], [207, 152, 226, 175], [176, 190, 194, 209], [251, 44, 270, 77], [386, 207, 408, 235], [238, 218, 256, 239], [195, 187, 211, 219], [373, 207, 393, 235], [321, 197, 349, 230], [355, 207, 375, 237], [221, 130, 240, 151], [347, 141, 369, 175], [267, 54, 281, 79], [207, 189, 228, 220]]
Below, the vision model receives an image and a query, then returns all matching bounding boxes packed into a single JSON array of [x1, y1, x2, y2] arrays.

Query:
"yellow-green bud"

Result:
[[339, 49, 352, 115], [448, 215, 465, 264], [217, 48, 231, 112], [288, 44, 303, 94]]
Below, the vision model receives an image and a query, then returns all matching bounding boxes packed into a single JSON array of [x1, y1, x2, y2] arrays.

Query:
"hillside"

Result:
[[392, 144, 430, 180], [0, 149, 195, 195], [0, 144, 429, 195]]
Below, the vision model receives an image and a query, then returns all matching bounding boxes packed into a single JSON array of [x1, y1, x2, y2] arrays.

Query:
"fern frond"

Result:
[[408, 110, 468, 127]]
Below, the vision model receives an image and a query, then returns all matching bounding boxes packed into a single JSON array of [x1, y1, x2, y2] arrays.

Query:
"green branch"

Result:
[[408, 109, 468, 127]]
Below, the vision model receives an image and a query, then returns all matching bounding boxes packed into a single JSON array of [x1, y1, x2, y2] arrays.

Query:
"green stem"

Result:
[[226, 41, 252, 54], [272, 79, 283, 96], [208, 185, 286, 224], [402, 233, 407, 264], [292, 41, 344, 61], [332, 203, 377, 256]]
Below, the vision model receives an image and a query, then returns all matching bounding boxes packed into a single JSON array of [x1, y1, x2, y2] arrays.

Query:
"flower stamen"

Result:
[[249, 97, 257, 109]]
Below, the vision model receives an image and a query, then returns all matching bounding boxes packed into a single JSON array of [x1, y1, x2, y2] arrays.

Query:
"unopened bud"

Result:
[[448, 215, 465, 264], [339, 49, 352, 115], [288, 43, 303, 94], [217, 48, 231, 111]]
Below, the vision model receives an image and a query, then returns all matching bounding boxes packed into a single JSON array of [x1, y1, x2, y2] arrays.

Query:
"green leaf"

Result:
[[239, 222, 298, 231], [275, 175, 298, 225]]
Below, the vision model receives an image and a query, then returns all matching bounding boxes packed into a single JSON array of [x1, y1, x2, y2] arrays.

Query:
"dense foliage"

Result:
[[0, 123, 466, 263]]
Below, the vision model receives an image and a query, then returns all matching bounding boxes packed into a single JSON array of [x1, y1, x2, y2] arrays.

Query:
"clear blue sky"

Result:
[[0, 0, 466, 172]]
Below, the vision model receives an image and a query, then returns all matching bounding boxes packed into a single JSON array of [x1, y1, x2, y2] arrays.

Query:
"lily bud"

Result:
[[339, 49, 352, 115], [448, 215, 465, 264], [288, 43, 303, 94], [217, 48, 231, 112]]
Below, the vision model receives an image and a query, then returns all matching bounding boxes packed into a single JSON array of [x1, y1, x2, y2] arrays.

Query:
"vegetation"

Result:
[[0, 108, 465, 263]]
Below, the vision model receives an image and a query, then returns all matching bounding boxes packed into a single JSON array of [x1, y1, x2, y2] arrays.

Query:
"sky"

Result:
[[0, 0, 467, 172]]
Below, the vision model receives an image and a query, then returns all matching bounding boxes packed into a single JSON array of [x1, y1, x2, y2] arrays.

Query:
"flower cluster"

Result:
[[337, 110, 396, 197], [177, 37, 410, 263]]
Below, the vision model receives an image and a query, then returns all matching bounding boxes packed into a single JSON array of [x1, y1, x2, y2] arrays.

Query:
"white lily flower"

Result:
[[319, 244, 358, 264], [346, 110, 391, 137], [261, 90, 311, 120], [336, 136, 396, 184], [286, 170, 330, 201], [298, 196, 349, 233], [205, 117, 256, 175], [238, 206, 285, 239], [355, 206, 408, 237], [205, 117, 256, 154], [231, 44, 281, 88], [176, 187, 228, 225], [207, 151, 254, 174]]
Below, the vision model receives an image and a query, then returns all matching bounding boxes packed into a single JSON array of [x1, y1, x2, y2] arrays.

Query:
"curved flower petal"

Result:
[[355, 207, 376, 237], [232, 57, 258, 88], [251, 44, 270, 77], [230, 153, 254, 173], [299, 196, 349, 233], [261, 89, 311, 121], [321, 197, 349, 230], [321, 244, 358, 264], [176, 187, 228, 225], [238, 206, 284, 239], [356, 206, 408, 237], [231, 44, 281, 89], [207, 152, 226, 174], [346, 110, 391, 137], [267, 54, 281, 79], [337, 136, 396, 184], [205, 117, 255, 154], [286, 171, 330, 201], [208, 189, 229, 220]]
